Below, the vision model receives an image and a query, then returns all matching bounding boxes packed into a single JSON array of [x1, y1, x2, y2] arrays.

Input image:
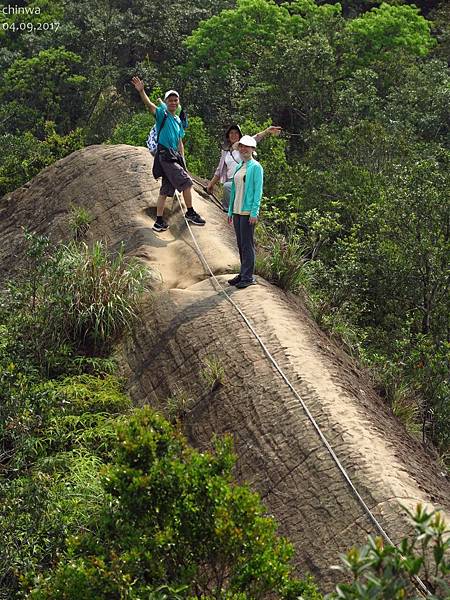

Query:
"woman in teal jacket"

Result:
[[227, 135, 264, 289]]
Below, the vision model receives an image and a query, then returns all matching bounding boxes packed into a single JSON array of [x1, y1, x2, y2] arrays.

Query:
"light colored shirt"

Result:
[[224, 149, 241, 180], [232, 162, 249, 215], [213, 133, 263, 183]]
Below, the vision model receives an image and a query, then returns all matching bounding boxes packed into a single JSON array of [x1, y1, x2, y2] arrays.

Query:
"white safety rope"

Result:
[[174, 191, 431, 597]]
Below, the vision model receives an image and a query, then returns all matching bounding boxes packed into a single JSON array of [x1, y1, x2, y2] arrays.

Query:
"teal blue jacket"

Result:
[[228, 159, 264, 219]]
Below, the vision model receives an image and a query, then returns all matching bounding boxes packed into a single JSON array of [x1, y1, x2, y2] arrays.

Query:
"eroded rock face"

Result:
[[1, 145, 449, 589], [0, 144, 236, 285]]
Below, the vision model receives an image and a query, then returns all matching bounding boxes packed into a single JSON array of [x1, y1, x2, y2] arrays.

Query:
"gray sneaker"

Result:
[[153, 219, 169, 232], [186, 211, 206, 226]]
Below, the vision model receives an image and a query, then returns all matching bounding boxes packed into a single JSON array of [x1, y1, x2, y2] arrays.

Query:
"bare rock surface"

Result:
[[1, 144, 448, 589]]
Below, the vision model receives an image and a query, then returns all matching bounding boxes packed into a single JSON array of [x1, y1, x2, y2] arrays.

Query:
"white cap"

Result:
[[238, 134, 257, 148], [164, 89, 179, 100]]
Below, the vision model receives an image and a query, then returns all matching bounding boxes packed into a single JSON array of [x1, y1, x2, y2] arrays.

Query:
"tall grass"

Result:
[[0, 233, 148, 373], [63, 241, 147, 353], [255, 223, 308, 293], [200, 355, 225, 392]]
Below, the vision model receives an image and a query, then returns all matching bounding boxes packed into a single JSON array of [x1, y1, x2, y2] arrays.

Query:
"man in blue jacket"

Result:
[[132, 76, 205, 232]]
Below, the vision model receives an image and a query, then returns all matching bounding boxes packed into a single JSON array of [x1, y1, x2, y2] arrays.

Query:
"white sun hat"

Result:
[[238, 134, 257, 147]]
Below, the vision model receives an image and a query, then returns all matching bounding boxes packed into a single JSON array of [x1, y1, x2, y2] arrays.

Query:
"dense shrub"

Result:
[[26, 407, 321, 600], [0, 371, 131, 600], [0, 124, 85, 198], [183, 115, 218, 178], [108, 110, 153, 147]]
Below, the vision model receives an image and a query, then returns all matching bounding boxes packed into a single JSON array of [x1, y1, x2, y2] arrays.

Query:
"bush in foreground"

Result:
[[0, 370, 131, 600], [26, 407, 321, 600], [328, 504, 450, 600]]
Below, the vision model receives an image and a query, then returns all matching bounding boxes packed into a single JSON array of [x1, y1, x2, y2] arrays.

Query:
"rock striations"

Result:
[[1, 144, 448, 589]]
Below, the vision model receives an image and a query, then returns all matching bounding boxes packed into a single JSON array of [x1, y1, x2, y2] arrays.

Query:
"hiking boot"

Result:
[[152, 219, 169, 232], [228, 275, 241, 286], [235, 279, 257, 289], [185, 210, 206, 226]]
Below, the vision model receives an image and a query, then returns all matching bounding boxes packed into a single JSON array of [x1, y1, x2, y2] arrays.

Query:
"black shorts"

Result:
[[158, 146, 193, 197]]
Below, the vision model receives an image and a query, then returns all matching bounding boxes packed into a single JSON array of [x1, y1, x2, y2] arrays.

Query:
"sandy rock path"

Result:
[[0, 144, 448, 589]]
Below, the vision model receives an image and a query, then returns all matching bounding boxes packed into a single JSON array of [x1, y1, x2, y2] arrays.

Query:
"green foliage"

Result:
[[1, 47, 86, 134], [237, 118, 292, 197], [0, 0, 64, 51], [382, 58, 450, 144], [256, 223, 309, 293], [185, 0, 289, 79], [347, 3, 436, 68], [334, 68, 381, 126], [328, 504, 450, 600], [0, 228, 140, 599], [431, 2, 450, 63], [0, 451, 106, 599], [249, 2, 345, 131], [383, 334, 450, 453], [0, 232, 148, 373], [108, 110, 153, 147], [0, 370, 131, 599], [0, 368, 131, 474], [183, 0, 291, 129], [183, 115, 218, 178], [293, 125, 449, 454], [27, 407, 320, 599], [68, 204, 93, 241], [0, 4, 448, 596], [0, 124, 85, 197]]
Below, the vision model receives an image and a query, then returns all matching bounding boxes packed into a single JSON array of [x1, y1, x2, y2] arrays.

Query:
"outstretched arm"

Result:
[[131, 76, 158, 114], [254, 125, 282, 142]]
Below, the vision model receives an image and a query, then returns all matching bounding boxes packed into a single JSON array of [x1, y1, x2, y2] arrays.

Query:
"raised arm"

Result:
[[131, 76, 158, 114], [254, 125, 282, 143]]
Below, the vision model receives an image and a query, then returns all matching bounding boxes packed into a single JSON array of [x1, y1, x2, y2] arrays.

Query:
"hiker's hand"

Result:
[[249, 216, 258, 225], [228, 216, 233, 225], [207, 182, 214, 194], [267, 126, 282, 136], [131, 76, 144, 92]]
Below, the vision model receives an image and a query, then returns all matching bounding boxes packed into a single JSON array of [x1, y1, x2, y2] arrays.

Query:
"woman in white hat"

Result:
[[207, 124, 280, 211], [227, 135, 263, 289]]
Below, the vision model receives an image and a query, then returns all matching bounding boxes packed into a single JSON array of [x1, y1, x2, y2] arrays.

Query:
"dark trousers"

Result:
[[233, 214, 255, 282]]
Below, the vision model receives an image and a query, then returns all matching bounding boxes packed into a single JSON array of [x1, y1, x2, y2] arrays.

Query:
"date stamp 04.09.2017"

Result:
[[1, 3, 60, 33]]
